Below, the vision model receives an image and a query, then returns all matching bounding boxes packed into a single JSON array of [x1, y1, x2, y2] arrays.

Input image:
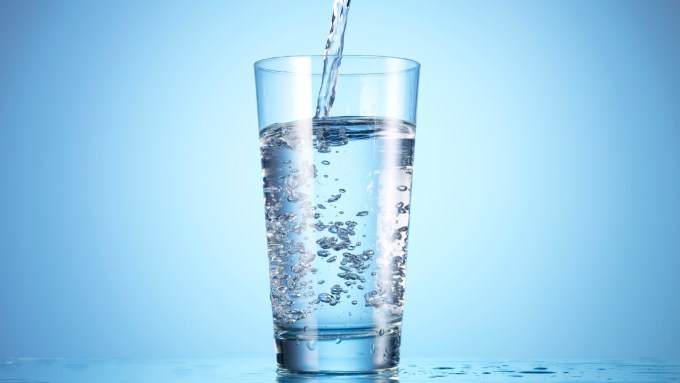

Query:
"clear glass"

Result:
[[254, 55, 420, 374]]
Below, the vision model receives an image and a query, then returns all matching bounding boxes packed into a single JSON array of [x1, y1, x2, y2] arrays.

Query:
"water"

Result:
[[260, 117, 415, 372], [3, 358, 680, 383], [315, 0, 351, 119]]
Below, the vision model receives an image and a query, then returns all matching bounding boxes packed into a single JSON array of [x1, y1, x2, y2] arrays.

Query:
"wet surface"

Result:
[[0, 358, 678, 382]]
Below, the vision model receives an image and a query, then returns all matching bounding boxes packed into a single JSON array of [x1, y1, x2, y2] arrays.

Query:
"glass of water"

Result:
[[254, 55, 420, 374]]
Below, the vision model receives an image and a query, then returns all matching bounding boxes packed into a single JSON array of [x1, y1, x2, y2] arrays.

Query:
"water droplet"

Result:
[[370, 343, 376, 354], [356, 211, 369, 217], [335, 338, 342, 344], [306, 340, 318, 350], [397, 185, 408, 191], [379, 329, 385, 336]]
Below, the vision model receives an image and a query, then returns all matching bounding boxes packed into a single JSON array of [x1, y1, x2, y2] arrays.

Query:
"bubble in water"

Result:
[[318, 293, 333, 303], [321, 160, 330, 165], [379, 329, 385, 336], [317, 250, 330, 257], [352, 300, 357, 305], [317, 204, 326, 209], [397, 185, 408, 191], [327, 194, 341, 203], [335, 338, 342, 344], [331, 284, 343, 295], [317, 280, 325, 284], [306, 340, 318, 350], [356, 211, 369, 216], [339, 188, 346, 193]]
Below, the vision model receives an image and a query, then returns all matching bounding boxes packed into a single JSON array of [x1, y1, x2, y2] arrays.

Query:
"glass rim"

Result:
[[254, 55, 420, 76]]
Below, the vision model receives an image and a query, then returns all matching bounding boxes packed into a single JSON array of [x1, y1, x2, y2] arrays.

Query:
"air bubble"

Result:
[[330, 284, 343, 295], [356, 211, 369, 217], [321, 160, 330, 165], [397, 185, 408, 191], [339, 188, 346, 193], [318, 293, 333, 303], [306, 340, 318, 350]]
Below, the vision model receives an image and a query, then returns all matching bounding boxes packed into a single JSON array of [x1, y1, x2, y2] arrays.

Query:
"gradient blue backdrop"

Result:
[[1, 0, 679, 359]]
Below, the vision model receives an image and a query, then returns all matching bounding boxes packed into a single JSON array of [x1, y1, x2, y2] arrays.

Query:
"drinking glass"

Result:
[[255, 55, 420, 373]]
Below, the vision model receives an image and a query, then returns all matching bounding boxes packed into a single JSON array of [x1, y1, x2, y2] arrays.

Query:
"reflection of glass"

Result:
[[255, 56, 420, 373], [277, 370, 399, 383]]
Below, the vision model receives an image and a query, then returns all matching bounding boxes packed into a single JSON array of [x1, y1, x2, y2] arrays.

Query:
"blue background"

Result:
[[1, 0, 679, 359]]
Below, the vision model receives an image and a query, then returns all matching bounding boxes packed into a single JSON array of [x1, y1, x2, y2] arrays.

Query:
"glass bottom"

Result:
[[275, 323, 401, 374]]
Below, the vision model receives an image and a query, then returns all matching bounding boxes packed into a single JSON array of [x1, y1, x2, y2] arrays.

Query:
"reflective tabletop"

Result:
[[1, 358, 678, 382]]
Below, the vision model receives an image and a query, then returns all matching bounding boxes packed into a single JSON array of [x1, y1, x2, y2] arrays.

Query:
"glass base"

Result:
[[275, 324, 401, 374]]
